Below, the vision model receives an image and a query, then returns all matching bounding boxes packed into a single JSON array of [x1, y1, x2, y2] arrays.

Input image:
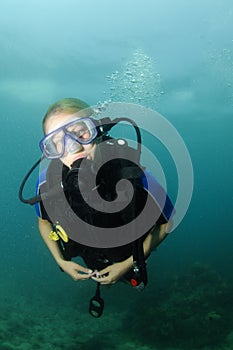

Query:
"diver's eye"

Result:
[[68, 126, 92, 141], [55, 140, 63, 154], [51, 133, 64, 152], [78, 129, 91, 140]]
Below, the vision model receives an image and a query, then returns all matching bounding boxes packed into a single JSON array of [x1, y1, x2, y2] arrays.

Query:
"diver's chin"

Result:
[[70, 157, 85, 169], [69, 153, 87, 167]]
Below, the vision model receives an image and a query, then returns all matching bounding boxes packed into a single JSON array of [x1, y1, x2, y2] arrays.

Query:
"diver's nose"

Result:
[[65, 136, 82, 154]]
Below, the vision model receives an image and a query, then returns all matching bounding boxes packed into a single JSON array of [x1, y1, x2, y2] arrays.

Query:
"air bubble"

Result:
[[208, 47, 233, 104], [105, 49, 164, 109]]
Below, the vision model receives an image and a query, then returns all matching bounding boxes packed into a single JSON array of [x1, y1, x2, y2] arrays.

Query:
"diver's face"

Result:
[[44, 112, 96, 168]]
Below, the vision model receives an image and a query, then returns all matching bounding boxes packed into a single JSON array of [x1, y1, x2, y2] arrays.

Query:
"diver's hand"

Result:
[[91, 260, 132, 285], [59, 260, 93, 281]]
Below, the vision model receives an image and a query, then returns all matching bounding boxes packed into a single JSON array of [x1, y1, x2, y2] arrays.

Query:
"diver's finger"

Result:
[[78, 273, 92, 280], [72, 272, 92, 281], [74, 264, 93, 274], [92, 270, 109, 278], [91, 276, 110, 284], [96, 266, 110, 275]]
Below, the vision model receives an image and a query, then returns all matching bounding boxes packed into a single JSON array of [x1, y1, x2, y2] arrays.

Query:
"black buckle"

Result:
[[89, 283, 104, 318]]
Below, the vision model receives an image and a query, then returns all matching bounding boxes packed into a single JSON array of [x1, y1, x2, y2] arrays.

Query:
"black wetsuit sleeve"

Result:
[[39, 200, 51, 221]]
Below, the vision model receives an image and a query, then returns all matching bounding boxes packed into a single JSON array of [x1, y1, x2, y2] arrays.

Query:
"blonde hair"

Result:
[[42, 98, 91, 132]]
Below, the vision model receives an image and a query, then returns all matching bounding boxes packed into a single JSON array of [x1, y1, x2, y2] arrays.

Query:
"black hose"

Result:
[[18, 156, 44, 205]]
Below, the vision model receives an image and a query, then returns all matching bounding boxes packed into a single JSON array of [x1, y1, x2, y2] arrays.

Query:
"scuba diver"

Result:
[[19, 98, 174, 317]]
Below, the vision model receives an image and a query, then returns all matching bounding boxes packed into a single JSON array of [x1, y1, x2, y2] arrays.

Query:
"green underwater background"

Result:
[[0, 0, 233, 349]]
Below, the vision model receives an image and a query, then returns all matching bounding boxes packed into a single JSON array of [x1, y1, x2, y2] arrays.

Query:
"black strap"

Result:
[[89, 282, 104, 318], [131, 238, 148, 291]]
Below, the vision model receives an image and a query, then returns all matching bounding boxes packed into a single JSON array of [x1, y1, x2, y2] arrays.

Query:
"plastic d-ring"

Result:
[[89, 283, 104, 318], [89, 295, 104, 318]]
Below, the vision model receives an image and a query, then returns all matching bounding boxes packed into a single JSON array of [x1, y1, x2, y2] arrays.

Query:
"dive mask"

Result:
[[39, 117, 98, 159]]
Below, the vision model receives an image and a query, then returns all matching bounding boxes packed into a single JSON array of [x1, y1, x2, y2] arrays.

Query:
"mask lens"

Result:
[[66, 138, 82, 154], [65, 118, 97, 144], [39, 129, 62, 158]]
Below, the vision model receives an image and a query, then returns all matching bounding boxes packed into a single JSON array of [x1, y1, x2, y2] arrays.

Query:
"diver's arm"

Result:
[[144, 221, 171, 257], [125, 222, 170, 265], [38, 217, 65, 265], [117, 222, 170, 269], [38, 217, 92, 281], [122, 222, 170, 268], [92, 222, 170, 284]]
